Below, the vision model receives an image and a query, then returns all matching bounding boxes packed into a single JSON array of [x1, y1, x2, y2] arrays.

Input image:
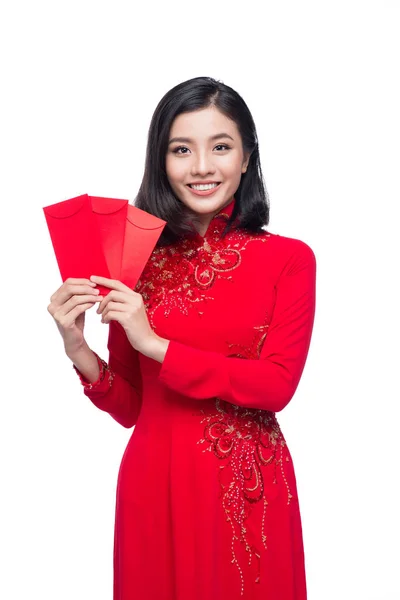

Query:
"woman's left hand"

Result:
[[90, 275, 164, 358]]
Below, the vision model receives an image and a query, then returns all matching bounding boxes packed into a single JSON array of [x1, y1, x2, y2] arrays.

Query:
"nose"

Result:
[[190, 151, 216, 177]]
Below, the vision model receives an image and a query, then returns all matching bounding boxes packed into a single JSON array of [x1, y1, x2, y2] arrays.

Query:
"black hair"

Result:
[[135, 76, 270, 246]]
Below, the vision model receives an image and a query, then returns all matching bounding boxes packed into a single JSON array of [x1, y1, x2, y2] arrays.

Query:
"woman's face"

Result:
[[165, 106, 249, 233]]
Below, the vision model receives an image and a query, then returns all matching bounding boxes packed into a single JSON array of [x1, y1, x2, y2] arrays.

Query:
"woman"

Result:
[[48, 76, 316, 600]]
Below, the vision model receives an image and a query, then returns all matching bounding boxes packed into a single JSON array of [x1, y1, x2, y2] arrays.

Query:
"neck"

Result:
[[189, 212, 217, 238], [192, 220, 211, 237], [190, 197, 235, 237]]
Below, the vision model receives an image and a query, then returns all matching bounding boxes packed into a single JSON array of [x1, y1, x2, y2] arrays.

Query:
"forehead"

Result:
[[169, 106, 240, 139]]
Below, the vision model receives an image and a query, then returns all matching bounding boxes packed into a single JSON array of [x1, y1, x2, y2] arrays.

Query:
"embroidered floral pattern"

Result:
[[197, 323, 292, 596], [135, 215, 269, 329], [135, 208, 280, 594]]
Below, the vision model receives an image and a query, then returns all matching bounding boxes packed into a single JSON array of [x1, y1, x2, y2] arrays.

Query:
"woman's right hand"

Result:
[[47, 278, 103, 354]]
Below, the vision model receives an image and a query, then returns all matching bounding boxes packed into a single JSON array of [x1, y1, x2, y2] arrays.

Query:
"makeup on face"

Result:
[[165, 107, 249, 230]]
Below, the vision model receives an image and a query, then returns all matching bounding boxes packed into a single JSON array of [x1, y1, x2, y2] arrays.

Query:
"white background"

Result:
[[1, 1, 399, 599]]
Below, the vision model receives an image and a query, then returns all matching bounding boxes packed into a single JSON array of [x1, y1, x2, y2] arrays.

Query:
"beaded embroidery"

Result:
[[135, 210, 279, 594], [135, 214, 270, 329], [197, 323, 292, 596], [73, 352, 115, 390]]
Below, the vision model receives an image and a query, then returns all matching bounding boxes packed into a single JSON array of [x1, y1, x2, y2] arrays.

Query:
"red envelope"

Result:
[[121, 204, 168, 290], [43, 194, 166, 297], [89, 195, 129, 293]]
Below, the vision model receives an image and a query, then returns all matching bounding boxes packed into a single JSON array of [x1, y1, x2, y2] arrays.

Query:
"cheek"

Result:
[[222, 157, 245, 182], [165, 157, 186, 184]]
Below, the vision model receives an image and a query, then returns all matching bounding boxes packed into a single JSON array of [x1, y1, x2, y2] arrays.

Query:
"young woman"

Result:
[[48, 76, 317, 600]]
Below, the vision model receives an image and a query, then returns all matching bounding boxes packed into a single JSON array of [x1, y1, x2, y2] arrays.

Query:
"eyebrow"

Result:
[[168, 133, 235, 145]]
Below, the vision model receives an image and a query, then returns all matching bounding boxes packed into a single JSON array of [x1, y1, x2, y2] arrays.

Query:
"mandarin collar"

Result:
[[189, 197, 236, 241]]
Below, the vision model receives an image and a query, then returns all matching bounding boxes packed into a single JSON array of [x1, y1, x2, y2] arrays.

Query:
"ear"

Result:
[[241, 152, 250, 174]]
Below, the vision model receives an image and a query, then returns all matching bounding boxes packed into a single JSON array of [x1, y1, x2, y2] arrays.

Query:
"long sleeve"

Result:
[[73, 321, 143, 428], [158, 241, 316, 412]]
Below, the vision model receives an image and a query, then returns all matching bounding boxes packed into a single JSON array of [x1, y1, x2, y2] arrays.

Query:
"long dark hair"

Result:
[[135, 76, 270, 246]]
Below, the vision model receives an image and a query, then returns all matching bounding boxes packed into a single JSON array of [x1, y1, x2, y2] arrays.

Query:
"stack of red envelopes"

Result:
[[43, 194, 166, 297]]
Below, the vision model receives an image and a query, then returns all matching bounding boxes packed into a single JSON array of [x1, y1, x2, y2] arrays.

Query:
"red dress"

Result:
[[74, 198, 316, 599]]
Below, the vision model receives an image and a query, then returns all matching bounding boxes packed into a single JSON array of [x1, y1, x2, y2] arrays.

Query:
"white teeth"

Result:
[[190, 183, 219, 191]]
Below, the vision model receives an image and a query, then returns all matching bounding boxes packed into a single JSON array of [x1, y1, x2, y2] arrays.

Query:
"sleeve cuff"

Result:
[[158, 340, 226, 399], [72, 352, 115, 393], [158, 340, 178, 384]]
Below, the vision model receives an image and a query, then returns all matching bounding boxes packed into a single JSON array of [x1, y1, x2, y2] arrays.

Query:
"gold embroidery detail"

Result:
[[197, 321, 292, 595], [198, 400, 290, 595], [135, 220, 270, 329]]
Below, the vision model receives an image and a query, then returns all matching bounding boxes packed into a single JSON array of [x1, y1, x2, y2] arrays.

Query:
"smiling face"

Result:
[[165, 106, 250, 236]]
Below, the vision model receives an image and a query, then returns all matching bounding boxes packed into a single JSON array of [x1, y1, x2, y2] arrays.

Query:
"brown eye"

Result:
[[214, 144, 230, 151], [173, 146, 190, 154]]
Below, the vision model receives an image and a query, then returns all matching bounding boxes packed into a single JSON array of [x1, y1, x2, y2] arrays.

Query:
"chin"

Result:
[[186, 192, 229, 206]]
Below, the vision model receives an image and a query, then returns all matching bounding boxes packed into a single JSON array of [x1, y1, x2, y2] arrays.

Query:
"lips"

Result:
[[188, 182, 220, 189], [188, 180, 220, 184], [186, 182, 222, 196]]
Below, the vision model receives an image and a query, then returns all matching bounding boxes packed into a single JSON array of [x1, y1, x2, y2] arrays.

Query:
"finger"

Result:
[[51, 278, 97, 300], [101, 310, 123, 324], [51, 284, 101, 305], [50, 294, 103, 318], [90, 276, 132, 293], [55, 302, 96, 329], [100, 300, 129, 320], [65, 278, 97, 286], [96, 290, 132, 314]]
